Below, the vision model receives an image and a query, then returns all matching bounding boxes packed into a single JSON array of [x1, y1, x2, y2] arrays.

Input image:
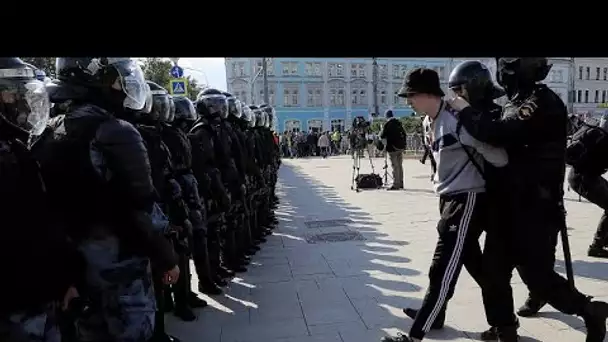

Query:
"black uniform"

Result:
[[458, 57, 608, 342], [189, 116, 232, 292], [566, 119, 608, 257]]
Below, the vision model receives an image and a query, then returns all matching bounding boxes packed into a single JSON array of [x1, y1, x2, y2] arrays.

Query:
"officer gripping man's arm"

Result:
[[449, 57, 608, 342]]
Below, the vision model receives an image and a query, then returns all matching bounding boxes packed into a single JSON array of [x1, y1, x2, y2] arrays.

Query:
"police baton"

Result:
[[560, 204, 575, 289]]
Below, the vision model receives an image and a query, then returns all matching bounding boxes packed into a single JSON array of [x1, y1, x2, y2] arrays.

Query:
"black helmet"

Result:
[[0, 58, 51, 136], [173, 97, 197, 123], [448, 61, 505, 105], [241, 103, 253, 123], [222, 91, 242, 119], [168, 95, 176, 122], [197, 88, 228, 119], [56, 57, 148, 111], [143, 81, 170, 123], [495, 58, 552, 91], [248, 105, 260, 128], [259, 103, 274, 129]]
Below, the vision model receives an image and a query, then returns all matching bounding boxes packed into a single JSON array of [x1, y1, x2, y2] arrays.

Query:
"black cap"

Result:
[[398, 68, 445, 98]]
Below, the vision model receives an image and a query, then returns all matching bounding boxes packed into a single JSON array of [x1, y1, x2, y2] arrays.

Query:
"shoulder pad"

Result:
[[517, 95, 539, 120], [96, 119, 144, 145]]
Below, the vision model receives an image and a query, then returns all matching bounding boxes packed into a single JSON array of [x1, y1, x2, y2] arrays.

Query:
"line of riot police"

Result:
[[0, 57, 280, 342]]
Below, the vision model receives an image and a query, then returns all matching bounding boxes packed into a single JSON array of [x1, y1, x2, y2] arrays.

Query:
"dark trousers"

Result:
[[481, 197, 588, 328], [410, 192, 486, 339], [421, 145, 437, 175], [568, 169, 608, 247]]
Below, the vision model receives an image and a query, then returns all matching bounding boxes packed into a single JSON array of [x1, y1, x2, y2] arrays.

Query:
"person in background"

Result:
[[420, 114, 437, 181], [318, 131, 331, 158], [380, 109, 408, 190], [331, 130, 341, 155]]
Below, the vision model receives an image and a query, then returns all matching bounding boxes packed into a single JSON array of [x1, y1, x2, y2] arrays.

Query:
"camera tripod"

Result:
[[381, 152, 393, 187], [350, 149, 378, 192]]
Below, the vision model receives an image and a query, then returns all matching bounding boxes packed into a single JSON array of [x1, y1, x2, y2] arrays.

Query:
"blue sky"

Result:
[[177, 58, 227, 90]]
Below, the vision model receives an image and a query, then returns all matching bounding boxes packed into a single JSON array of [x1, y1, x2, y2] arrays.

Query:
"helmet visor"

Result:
[[111, 59, 148, 111], [142, 84, 153, 114], [152, 94, 171, 122], [228, 97, 242, 118], [0, 75, 50, 136], [200, 94, 228, 118], [241, 104, 252, 121]]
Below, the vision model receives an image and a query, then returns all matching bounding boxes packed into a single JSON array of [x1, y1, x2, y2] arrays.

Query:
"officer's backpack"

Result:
[[355, 173, 383, 189]]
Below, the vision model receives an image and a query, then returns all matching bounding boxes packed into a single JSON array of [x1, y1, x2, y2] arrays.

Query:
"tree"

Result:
[[20, 57, 56, 78], [141, 58, 172, 90], [370, 118, 386, 133], [141, 58, 202, 101]]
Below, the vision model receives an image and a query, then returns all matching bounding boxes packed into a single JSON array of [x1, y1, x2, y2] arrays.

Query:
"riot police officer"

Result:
[[567, 114, 608, 259], [0, 57, 81, 342], [451, 57, 608, 342], [160, 95, 209, 314], [198, 88, 249, 274], [38, 57, 179, 342], [190, 92, 232, 294], [133, 81, 196, 326]]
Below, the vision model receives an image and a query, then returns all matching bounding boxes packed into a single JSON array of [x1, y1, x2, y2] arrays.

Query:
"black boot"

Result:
[[218, 265, 235, 278], [188, 291, 208, 308], [198, 280, 222, 295], [402, 307, 444, 329], [480, 320, 519, 341], [516, 296, 546, 317], [588, 245, 608, 258], [173, 253, 196, 322], [494, 326, 519, 342], [192, 230, 216, 287], [581, 300, 608, 342], [381, 333, 413, 342]]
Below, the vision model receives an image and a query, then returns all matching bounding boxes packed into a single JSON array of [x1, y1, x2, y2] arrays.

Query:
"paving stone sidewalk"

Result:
[[167, 156, 608, 342]]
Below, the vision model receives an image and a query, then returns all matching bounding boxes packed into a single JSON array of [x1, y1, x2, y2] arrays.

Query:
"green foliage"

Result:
[[20, 57, 56, 78], [140, 58, 202, 101], [370, 118, 386, 133], [399, 115, 423, 134]]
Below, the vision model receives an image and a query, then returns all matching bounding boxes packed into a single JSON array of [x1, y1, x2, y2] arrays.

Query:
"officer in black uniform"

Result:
[[132, 81, 196, 325], [452, 57, 608, 342], [39, 58, 179, 342], [259, 104, 281, 212], [252, 107, 277, 232], [0, 57, 82, 342], [401, 60, 507, 338], [190, 93, 232, 294], [244, 105, 271, 244], [567, 114, 608, 258], [160, 95, 208, 312], [198, 88, 249, 274]]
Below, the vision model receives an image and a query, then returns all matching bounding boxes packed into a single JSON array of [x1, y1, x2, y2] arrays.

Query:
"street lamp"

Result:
[[250, 58, 272, 103]]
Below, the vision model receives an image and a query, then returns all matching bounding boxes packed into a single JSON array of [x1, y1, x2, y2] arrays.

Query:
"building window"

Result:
[[438, 66, 445, 80], [291, 63, 298, 75], [550, 70, 564, 83], [291, 89, 298, 105], [394, 91, 401, 106], [379, 65, 387, 78], [315, 63, 322, 76], [359, 90, 367, 105], [392, 65, 401, 78], [597, 67, 601, 80], [595, 90, 600, 103], [306, 86, 322, 107], [231, 62, 238, 77], [351, 89, 358, 104], [604, 68, 608, 81], [259, 89, 264, 104], [585, 89, 589, 103], [237, 62, 246, 77], [579, 66, 583, 80], [577, 90, 582, 103], [336, 64, 344, 77], [337, 90, 344, 105], [350, 64, 358, 78], [586, 67, 590, 80], [603, 90, 607, 103], [329, 90, 336, 105], [254, 59, 274, 76], [305, 63, 313, 76], [380, 90, 386, 104], [282, 62, 290, 75]]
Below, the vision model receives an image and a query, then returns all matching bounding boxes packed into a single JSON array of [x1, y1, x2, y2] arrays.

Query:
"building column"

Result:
[[323, 108, 330, 131]]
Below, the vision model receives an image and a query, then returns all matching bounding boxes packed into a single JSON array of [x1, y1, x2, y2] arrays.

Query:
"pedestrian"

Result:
[[380, 109, 407, 190], [318, 131, 331, 158]]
